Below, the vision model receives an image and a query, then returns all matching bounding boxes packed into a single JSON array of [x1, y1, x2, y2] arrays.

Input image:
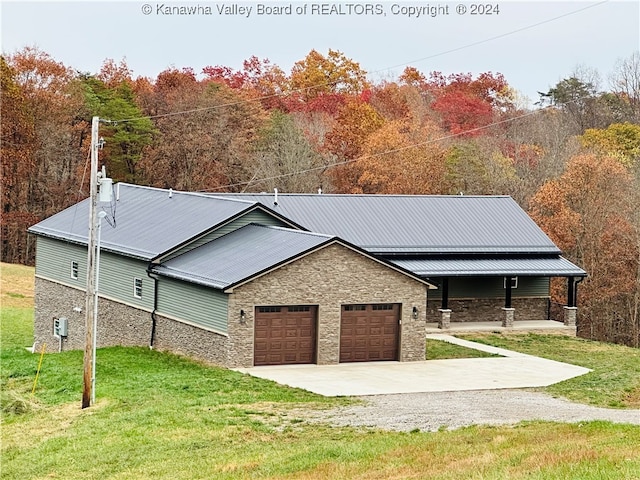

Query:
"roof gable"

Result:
[[153, 224, 435, 290], [211, 194, 561, 255]]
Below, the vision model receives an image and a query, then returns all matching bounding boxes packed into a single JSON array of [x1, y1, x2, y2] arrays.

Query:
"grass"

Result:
[[426, 338, 501, 360], [2, 262, 640, 479], [460, 333, 640, 409]]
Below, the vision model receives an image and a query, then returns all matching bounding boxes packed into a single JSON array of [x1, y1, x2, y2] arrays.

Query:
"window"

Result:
[[504, 277, 518, 289], [134, 278, 143, 298], [372, 304, 394, 311], [344, 305, 366, 311], [258, 306, 281, 313], [288, 306, 311, 312], [71, 261, 79, 280]]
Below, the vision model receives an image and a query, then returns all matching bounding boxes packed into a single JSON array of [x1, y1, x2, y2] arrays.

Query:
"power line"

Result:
[[112, 0, 610, 124], [199, 103, 553, 192]]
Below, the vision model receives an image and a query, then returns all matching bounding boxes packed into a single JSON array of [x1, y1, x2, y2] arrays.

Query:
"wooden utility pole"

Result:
[[82, 116, 100, 409]]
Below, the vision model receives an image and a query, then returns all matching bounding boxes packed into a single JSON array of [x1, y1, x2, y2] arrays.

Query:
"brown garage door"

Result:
[[254, 305, 317, 366], [340, 303, 400, 362]]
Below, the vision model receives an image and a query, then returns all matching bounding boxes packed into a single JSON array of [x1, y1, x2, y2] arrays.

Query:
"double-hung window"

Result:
[[134, 278, 143, 298]]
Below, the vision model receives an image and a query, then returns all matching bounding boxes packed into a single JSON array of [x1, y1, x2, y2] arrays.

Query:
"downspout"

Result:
[[146, 264, 159, 350]]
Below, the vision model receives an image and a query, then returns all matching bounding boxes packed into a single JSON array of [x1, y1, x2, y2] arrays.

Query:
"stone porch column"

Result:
[[502, 307, 515, 328], [563, 306, 577, 326], [438, 309, 451, 329]]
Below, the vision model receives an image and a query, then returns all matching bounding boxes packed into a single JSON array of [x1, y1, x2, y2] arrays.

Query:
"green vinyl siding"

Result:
[[35, 236, 153, 310], [157, 277, 228, 333], [164, 209, 289, 260], [98, 252, 154, 310], [35, 236, 87, 287], [429, 276, 550, 300]]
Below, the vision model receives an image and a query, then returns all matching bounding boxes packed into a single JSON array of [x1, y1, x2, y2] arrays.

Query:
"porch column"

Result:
[[502, 308, 515, 328], [440, 277, 449, 310], [504, 276, 513, 309], [438, 309, 451, 329], [563, 306, 577, 326], [567, 277, 576, 308]]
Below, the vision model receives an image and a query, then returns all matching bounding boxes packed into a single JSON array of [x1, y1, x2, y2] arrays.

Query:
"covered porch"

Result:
[[392, 256, 587, 330]]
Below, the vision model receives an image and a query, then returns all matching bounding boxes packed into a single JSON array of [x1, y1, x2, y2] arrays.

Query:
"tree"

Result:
[[138, 71, 267, 192], [427, 71, 513, 136], [610, 51, 640, 123], [82, 67, 155, 183], [580, 122, 640, 169], [289, 49, 369, 102], [345, 119, 449, 195], [249, 110, 326, 192], [3, 48, 88, 264], [529, 154, 639, 346]]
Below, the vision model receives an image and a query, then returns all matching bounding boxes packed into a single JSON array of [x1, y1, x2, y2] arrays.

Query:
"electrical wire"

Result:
[[199, 103, 553, 192], [109, 0, 611, 124]]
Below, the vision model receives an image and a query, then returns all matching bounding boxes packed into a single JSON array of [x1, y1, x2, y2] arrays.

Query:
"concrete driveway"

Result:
[[233, 335, 591, 396]]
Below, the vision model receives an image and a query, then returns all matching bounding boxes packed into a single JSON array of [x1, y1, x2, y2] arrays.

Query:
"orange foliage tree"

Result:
[[530, 154, 639, 346], [347, 119, 450, 194]]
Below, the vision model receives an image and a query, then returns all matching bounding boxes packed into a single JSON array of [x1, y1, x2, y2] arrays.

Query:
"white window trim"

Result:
[[504, 277, 518, 289], [71, 261, 79, 280], [134, 278, 143, 299]]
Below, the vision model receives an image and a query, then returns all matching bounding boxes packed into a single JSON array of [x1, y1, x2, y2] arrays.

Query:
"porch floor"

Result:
[[426, 320, 576, 335]]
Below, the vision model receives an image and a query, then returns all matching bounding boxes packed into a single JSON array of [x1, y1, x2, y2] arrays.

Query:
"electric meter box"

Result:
[[53, 317, 68, 337]]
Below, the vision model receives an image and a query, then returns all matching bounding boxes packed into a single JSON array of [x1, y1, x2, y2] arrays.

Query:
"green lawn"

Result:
[[460, 333, 640, 409], [2, 263, 640, 479]]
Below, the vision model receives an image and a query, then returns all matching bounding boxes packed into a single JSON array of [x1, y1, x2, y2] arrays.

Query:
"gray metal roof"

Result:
[[28, 183, 258, 260], [213, 193, 561, 255], [152, 224, 336, 289], [391, 256, 587, 277]]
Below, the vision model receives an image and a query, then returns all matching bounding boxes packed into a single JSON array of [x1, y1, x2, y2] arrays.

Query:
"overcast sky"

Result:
[[1, 1, 638, 104]]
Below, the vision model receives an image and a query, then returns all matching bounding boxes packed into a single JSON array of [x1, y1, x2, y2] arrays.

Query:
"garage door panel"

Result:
[[254, 305, 317, 366], [340, 303, 399, 363]]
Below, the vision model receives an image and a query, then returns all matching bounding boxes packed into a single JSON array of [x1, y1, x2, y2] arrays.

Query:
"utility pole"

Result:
[[82, 116, 100, 409]]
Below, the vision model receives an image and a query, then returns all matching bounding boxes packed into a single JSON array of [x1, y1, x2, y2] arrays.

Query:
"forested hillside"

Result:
[[2, 47, 639, 346]]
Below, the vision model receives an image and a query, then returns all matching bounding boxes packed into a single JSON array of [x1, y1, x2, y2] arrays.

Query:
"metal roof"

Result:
[[28, 183, 258, 260], [154, 224, 435, 290], [391, 256, 587, 277], [213, 193, 561, 255], [153, 224, 336, 289]]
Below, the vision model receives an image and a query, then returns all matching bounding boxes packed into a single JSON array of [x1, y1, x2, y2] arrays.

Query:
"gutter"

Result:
[[146, 264, 160, 349]]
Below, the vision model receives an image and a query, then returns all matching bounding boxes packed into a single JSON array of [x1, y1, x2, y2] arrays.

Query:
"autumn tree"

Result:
[[580, 122, 640, 170], [346, 119, 450, 195], [426, 71, 514, 136], [288, 49, 369, 103], [445, 138, 518, 197], [1, 56, 36, 263], [530, 154, 639, 346], [138, 70, 267, 191], [203, 56, 288, 110], [2, 48, 87, 264], [248, 110, 326, 192]]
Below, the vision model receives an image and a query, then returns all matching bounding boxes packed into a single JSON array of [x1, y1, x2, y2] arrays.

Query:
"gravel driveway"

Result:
[[297, 390, 640, 432]]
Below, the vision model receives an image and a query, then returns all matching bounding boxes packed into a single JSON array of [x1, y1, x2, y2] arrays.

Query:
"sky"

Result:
[[1, 0, 638, 104]]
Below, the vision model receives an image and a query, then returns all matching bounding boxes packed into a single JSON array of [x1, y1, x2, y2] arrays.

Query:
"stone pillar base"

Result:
[[563, 306, 577, 326], [502, 307, 515, 328], [438, 309, 452, 329]]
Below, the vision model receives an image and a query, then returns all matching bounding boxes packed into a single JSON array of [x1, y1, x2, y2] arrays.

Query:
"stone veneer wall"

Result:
[[34, 277, 151, 353], [427, 297, 549, 323], [152, 315, 229, 366], [226, 243, 428, 368]]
